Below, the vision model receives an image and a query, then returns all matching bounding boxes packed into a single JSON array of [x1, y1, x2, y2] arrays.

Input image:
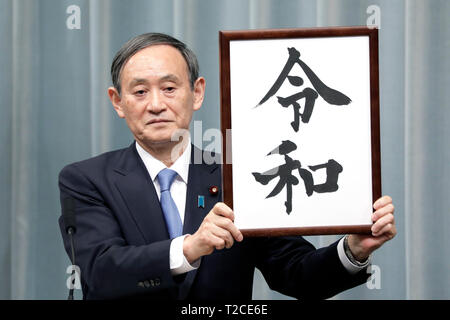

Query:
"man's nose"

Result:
[[147, 91, 166, 113]]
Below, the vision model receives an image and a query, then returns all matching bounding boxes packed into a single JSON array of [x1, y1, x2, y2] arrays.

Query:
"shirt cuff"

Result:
[[337, 236, 371, 275], [169, 235, 201, 276]]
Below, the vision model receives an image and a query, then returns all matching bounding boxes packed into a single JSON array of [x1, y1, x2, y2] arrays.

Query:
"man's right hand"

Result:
[[182, 202, 244, 264]]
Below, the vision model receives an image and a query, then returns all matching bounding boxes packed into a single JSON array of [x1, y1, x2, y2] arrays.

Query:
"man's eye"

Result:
[[135, 90, 146, 95], [165, 87, 175, 93]]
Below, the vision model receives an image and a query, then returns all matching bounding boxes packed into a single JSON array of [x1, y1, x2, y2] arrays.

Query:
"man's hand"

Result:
[[347, 195, 397, 262], [183, 202, 243, 264]]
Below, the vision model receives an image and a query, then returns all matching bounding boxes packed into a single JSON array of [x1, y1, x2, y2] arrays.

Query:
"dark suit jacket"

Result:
[[58, 142, 368, 300]]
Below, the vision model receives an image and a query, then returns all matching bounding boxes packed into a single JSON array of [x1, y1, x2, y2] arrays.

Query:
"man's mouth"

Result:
[[147, 119, 172, 125]]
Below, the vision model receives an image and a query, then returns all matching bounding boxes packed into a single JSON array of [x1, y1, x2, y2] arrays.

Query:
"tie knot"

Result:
[[157, 168, 178, 192]]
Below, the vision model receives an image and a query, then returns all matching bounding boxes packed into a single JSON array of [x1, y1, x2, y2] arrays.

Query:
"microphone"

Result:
[[62, 197, 77, 300], [63, 197, 77, 233]]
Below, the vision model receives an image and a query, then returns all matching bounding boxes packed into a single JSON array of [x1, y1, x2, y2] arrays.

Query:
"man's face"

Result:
[[109, 45, 205, 149]]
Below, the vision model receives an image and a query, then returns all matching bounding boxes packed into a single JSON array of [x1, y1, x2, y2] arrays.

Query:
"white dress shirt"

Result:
[[135, 140, 369, 277]]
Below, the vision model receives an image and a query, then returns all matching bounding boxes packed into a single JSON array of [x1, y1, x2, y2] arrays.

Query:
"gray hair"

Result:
[[111, 33, 199, 94]]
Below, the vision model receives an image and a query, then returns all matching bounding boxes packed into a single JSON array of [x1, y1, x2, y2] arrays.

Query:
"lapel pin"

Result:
[[198, 195, 205, 208], [209, 186, 219, 196]]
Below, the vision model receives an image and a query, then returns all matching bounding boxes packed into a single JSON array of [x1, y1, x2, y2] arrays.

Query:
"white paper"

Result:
[[229, 36, 373, 230]]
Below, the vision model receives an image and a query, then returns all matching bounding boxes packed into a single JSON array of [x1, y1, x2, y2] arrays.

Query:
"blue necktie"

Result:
[[157, 168, 183, 239]]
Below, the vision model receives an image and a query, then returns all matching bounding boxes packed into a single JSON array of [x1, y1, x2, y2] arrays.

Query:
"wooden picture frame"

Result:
[[219, 26, 381, 237]]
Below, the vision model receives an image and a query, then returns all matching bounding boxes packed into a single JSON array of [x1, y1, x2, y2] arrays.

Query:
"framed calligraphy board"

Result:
[[219, 26, 380, 236]]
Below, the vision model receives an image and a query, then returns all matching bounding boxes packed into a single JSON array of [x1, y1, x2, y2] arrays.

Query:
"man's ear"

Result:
[[192, 77, 206, 111], [108, 86, 125, 118]]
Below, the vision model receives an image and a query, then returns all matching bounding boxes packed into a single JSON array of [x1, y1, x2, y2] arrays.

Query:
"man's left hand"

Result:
[[347, 195, 397, 262]]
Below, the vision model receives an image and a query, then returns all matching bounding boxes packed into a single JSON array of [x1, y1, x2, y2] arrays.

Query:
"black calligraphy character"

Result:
[[307, 159, 343, 193], [257, 47, 351, 107], [256, 47, 351, 132], [252, 140, 312, 214], [277, 88, 318, 132], [252, 142, 344, 214]]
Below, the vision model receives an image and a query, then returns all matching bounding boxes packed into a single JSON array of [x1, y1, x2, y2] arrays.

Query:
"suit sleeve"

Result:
[[58, 163, 180, 299], [255, 236, 370, 299]]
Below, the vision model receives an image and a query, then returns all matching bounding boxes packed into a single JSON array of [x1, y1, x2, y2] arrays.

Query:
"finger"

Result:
[[208, 233, 227, 250], [372, 212, 394, 233], [371, 214, 395, 235], [212, 214, 243, 242], [372, 203, 395, 221], [202, 209, 242, 243], [212, 202, 235, 221], [373, 195, 393, 211], [210, 224, 235, 249], [372, 222, 396, 238]]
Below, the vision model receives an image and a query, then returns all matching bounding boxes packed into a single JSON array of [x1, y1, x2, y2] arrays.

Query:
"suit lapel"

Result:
[[113, 143, 169, 243], [184, 145, 221, 236], [179, 146, 221, 299]]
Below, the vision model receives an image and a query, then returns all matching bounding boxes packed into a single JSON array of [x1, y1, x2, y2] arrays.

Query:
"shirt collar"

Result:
[[135, 138, 191, 184]]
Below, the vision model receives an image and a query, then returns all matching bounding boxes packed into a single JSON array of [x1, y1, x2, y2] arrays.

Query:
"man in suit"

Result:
[[58, 33, 396, 300]]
